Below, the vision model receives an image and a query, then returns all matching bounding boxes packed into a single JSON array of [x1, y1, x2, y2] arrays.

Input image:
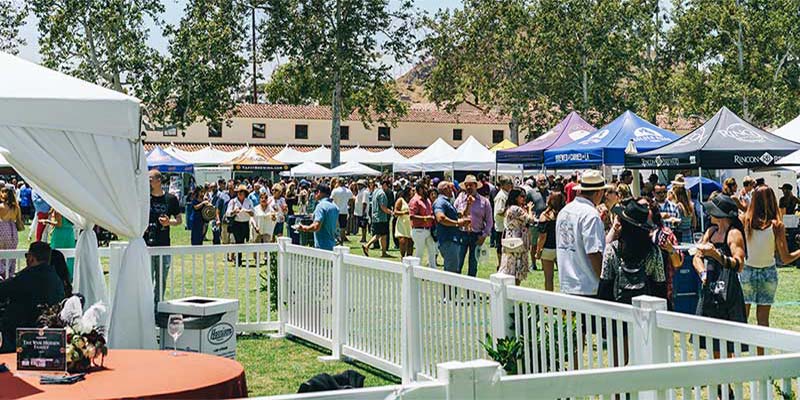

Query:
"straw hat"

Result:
[[459, 175, 483, 190], [574, 170, 612, 192], [236, 184, 249, 193]]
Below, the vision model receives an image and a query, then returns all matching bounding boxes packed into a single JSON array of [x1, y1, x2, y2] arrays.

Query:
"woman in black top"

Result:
[[535, 192, 565, 291], [694, 194, 747, 356]]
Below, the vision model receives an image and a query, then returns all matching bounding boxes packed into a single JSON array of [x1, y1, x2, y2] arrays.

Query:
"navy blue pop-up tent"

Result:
[[544, 110, 678, 169], [147, 145, 194, 173]]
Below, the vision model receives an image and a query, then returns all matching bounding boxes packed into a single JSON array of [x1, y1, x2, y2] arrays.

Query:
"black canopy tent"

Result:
[[625, 106, 800, 170]]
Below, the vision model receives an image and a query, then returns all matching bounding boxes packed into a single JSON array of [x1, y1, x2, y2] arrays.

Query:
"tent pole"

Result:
[[699, 166, 705, 233]]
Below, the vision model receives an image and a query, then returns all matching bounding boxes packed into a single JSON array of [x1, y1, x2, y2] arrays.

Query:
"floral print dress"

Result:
[[499, 205, 535, 282]]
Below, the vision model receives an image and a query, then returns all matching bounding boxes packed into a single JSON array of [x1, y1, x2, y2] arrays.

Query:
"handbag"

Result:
[[501, 237, 526, 254], [200, 205, 216, 222]]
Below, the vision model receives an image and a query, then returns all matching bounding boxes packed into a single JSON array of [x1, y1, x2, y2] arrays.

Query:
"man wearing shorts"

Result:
[[362, 179, 392, 258]]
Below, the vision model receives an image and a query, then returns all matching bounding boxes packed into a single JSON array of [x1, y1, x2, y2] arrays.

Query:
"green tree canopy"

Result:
[[258, 0, 416, 166], [0, 0, 27, 55]]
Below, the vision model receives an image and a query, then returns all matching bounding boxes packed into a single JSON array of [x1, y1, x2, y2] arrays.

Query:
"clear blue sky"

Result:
[[18, 0, 463, 77]]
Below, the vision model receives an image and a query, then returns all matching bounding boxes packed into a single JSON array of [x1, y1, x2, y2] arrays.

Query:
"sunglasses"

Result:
[[654, 191, 666, 195]]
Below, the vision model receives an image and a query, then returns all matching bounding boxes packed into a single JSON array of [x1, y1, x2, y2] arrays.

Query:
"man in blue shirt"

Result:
[[298, 184, 339, 251], [433, 181, 471, 273]]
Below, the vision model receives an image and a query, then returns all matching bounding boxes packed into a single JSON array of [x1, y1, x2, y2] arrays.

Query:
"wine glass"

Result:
[[167, 314, 184, 356], [692, 232, 703, 244]]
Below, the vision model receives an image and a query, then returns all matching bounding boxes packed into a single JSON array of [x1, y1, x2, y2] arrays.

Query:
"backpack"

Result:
[[614, 245, 653, 304]]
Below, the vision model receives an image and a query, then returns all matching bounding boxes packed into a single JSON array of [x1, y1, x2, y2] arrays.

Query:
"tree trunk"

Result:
[[581, 52, 589, 108], [509, 115, 520, 145], [330, 77, 342, 168]]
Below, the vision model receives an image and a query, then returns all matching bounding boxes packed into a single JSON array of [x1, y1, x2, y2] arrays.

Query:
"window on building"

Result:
[[208, 122, 222, 137], [492, 130, 504, 143], [378, 126, 391, 141], [252, 123, 266, 138], [295, 124, 308, 139], [162, 126, 177, 137], [452, 128, 463, 141], [340, 125, 350, 141]]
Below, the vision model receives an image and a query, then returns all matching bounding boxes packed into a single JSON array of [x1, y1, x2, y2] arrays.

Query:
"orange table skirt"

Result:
[[0, 350, 247, 399]]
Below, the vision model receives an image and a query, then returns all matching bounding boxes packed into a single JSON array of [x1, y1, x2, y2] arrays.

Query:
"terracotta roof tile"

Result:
[[233, 103, 509, 125], [144, 142, 423, 158]]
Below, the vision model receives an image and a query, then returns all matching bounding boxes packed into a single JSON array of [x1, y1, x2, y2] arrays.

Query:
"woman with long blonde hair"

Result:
[[740, 186, 800, 330], [671, 186, 696, 243]]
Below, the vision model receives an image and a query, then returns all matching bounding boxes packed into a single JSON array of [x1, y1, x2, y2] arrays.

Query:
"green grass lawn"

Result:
[[21, 221, 800, 396]]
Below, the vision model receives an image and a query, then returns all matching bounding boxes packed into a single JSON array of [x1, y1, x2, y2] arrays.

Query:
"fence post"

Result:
[[631, 295, 669, 400], [320, 245, 349, 362], [401, 256, 422, 384], [438, 359, 501, 400], [270, 237, 291, 339], [489, 273, 515, 342]]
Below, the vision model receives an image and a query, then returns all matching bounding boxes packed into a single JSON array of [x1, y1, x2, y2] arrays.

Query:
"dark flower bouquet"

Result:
[[38, 295, 108, 372]]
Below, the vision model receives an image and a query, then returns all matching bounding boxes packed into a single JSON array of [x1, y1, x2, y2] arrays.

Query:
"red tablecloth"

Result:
[[0, 350, 247, 399]]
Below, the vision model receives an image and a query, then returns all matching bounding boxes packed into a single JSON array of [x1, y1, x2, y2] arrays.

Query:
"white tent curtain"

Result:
[[0, 52, 153, 349]]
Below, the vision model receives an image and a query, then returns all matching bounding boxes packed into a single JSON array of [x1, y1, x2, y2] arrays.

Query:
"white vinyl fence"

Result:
[[4, 237, 800, 399]]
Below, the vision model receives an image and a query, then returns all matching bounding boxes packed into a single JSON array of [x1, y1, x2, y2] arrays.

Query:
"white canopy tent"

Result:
[[280, 161, 332, 177], [166, 144, 246, 165], [341, 146, 378, 163], [775, 114, 800, 141], [0, 52, 153, 349], [393, 138, 457, 172], [373, 146, 407, 166], [273, 145, 309, 164], [328, 161, 381, 176], [304, 145, 331, 164], [448, 136, 496, 171], [0, 149, 9, 168]]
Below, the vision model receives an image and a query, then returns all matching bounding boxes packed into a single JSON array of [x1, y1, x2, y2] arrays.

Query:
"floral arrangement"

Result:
[[38, 295, 108, 372]]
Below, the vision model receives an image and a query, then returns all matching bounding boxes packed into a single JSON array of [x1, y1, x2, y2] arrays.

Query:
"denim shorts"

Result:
[[739, 265, 778, 305]]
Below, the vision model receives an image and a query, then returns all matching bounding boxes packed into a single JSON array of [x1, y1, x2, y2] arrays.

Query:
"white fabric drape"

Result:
[[0, 126, 153, 349]]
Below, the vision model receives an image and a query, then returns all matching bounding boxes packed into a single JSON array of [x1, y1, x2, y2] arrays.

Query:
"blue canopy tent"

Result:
[[147, 145, 194, 173], [544, 110, 678, 168]]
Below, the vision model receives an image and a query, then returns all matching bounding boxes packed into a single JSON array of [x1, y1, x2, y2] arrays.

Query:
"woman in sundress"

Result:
[[0, 187, 21, 279], [499, 187, 535, 285]]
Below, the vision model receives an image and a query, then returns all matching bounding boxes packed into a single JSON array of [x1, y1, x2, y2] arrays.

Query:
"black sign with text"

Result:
[[16, 328, 67, 372]]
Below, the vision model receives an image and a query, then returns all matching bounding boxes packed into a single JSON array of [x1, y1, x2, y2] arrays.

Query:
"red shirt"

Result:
[[408, 194, 433, 228], [565, 181, 578, 203]]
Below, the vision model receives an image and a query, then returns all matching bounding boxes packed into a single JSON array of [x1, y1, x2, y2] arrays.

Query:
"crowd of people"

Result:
[[148, 167, 800, 335]]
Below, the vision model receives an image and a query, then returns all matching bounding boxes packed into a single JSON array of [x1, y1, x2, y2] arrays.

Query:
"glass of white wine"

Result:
[[167, 314, 184, 356]]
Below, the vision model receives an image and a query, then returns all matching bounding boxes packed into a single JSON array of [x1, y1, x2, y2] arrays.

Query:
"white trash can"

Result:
[[157, 296, 239, 359]]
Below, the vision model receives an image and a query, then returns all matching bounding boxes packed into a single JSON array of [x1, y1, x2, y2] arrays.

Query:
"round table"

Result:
[[0, 350, 247, 399]]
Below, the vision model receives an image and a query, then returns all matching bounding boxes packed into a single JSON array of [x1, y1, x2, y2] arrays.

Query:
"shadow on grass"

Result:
[[239, 332, 401, 384]]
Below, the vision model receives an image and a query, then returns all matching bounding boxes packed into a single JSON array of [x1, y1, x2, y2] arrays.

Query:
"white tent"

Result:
[[775, 114, 800, 141], [373, 146, 407, 166], [393, 138, 457, 172], [0, 52, 152, 349], [273, 145, 309, 164], [341, 146, 378, 163], [166, 144, 245, 165], [280, 161, 332, 177], [0, 148, 9, 168], [449, 136, 496, 170], [328, 161, 381, 176], [304, 145, 331, 164]]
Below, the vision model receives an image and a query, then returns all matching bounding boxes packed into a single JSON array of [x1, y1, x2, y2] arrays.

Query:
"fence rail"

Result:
[[5, 239, 800, 399]]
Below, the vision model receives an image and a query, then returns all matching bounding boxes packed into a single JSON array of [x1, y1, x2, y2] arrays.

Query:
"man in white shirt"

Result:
[[493, 176, 513, 267], [556, 170, 609, 297], [354, 180, 369, 243], [330, 178, 353, 244]]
